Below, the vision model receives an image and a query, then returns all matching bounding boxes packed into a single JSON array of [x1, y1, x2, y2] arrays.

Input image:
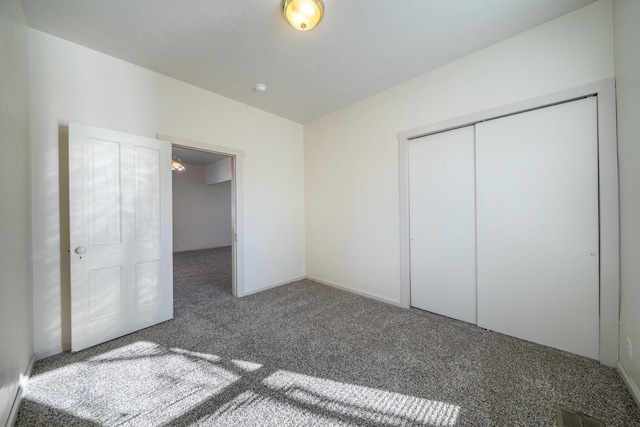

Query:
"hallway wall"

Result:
[[172, 163, 232, 253]]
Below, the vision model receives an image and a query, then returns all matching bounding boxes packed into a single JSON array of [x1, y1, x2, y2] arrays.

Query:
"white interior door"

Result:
[[476, 97, 599, 359], [409, 126, 477, 324], [69, 122, 173, 352]]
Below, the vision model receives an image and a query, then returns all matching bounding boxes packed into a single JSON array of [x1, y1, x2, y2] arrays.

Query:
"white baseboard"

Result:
[[306, 276, 402, 307], [35, 345, 63, 361], [617, 361, 640, 409], [6, 354, 35, 427], [239, 276, 306, 297]]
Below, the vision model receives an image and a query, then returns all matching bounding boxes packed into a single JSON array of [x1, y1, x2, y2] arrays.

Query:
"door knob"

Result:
[[75, 247, 86, 254]]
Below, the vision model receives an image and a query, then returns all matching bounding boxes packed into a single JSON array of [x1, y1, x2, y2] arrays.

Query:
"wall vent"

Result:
[[555, 404, 606, 427]]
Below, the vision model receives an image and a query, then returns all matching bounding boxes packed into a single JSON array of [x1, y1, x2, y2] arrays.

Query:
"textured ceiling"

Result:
[[21, 0, 596, 123]]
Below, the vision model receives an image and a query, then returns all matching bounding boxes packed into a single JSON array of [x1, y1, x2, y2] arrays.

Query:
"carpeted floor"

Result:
[[15, 247, 640, 426]]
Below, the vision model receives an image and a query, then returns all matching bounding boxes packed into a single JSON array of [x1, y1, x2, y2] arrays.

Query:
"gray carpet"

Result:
[[15, 247, 640, 426]]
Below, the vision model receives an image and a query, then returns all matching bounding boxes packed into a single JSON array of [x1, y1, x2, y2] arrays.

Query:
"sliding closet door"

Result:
[[476, 97, 599, 359], [409, 126, 476, 324]]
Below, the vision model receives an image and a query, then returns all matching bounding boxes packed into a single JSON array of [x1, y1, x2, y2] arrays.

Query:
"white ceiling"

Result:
[[172, 146, 227, 166], [21, 0, 596, 123]]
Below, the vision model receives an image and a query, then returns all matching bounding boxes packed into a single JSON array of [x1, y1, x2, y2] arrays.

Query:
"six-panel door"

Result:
[[69, 122, 173, 352]]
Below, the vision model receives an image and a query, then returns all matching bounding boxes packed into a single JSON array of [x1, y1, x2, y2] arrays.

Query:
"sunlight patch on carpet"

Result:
[[231, 359, 263, 372], [261, 370, 460, 426], [24, 341, 239, 426], [171, 347, 222, 362], [24, 342, 461, 426], [197, 390, 342, 426]]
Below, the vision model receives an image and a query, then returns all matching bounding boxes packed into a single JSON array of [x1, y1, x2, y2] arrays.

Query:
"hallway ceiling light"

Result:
[[172, 157, 186, 172], [282, 0, 324, 31]]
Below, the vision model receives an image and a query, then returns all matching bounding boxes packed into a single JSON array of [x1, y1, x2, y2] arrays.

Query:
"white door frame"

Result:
[[157, 134, 245, 298], [397, 78, 619, 366]]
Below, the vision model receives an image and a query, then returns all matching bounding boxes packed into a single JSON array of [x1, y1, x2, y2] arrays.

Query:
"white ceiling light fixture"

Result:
[[172, 157, 186, 172], [282, 0, 324, 31], [254, 83, 267, 93]]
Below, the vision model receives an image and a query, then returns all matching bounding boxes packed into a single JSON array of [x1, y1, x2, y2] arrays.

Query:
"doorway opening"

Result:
[[158, 134, 245, 300], [171, 146, 234, 303]]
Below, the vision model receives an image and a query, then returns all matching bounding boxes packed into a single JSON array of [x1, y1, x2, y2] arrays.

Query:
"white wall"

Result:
[[205, 157, 232, 185], [614, 0, 640, 403], [304, 0, 615, 304], [173, 163, 232, 252], [29, 30, 305, 357], [0, 0, 34, 424]]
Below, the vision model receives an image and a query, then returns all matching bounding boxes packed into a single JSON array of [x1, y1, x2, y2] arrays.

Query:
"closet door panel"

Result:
[[409, 126, 476, 324], [476, 97, 599, 359]]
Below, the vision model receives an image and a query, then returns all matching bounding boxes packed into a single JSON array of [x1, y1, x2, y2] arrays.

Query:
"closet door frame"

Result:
[[398, 78, 619, 367]]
